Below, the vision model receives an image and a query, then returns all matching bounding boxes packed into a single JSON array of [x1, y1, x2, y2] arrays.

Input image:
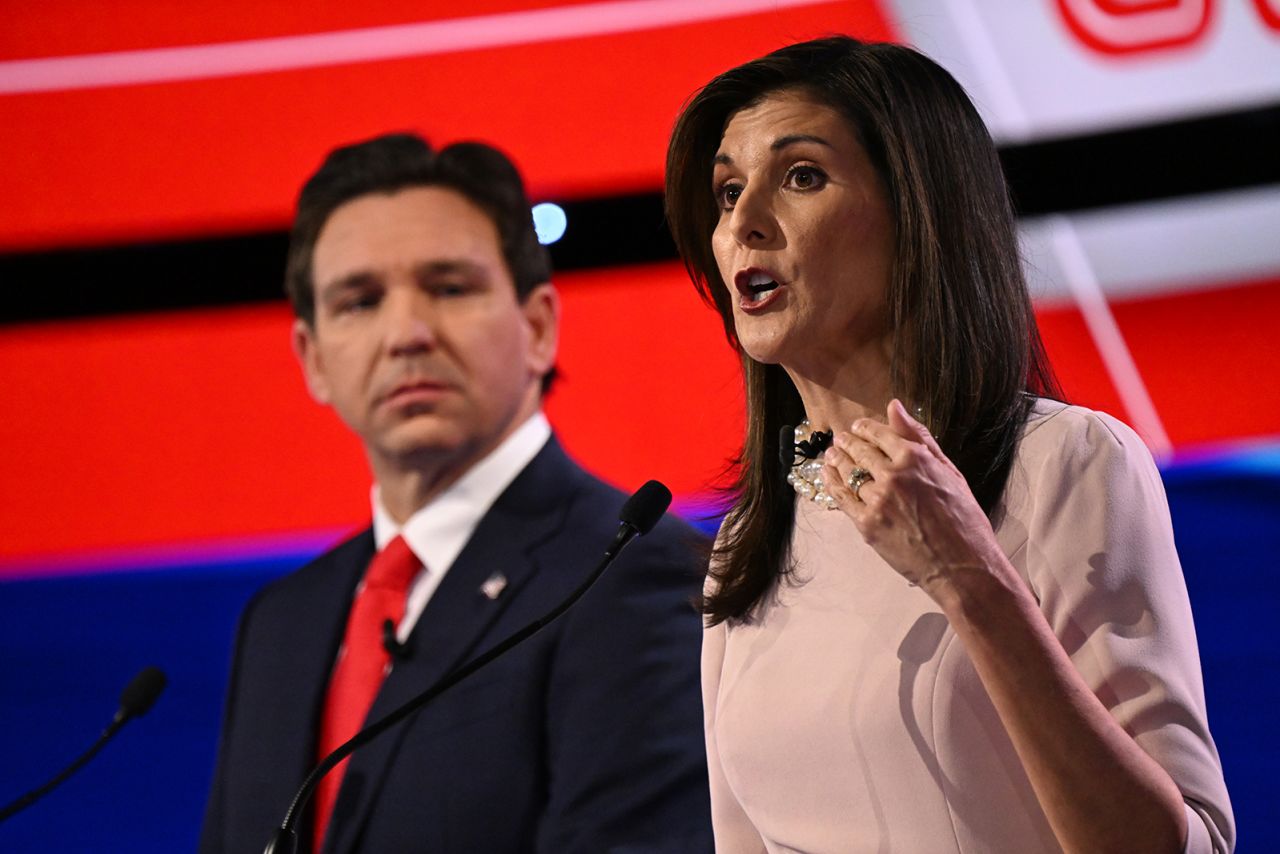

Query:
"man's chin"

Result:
[[382, 426, 467, 459]]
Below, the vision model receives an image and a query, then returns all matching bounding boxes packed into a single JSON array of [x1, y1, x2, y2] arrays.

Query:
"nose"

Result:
[[383, 285, 436, 357], [728, 184, 778, 247]]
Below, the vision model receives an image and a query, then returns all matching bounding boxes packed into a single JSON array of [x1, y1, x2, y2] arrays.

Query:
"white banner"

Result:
[[886, 0, 1280, 142]]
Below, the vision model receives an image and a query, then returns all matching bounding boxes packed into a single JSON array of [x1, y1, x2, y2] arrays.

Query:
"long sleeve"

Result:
[[1017, 408, 1235, 853]]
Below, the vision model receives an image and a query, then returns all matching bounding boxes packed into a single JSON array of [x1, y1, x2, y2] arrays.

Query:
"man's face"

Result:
[[294, 186, 558, 476]]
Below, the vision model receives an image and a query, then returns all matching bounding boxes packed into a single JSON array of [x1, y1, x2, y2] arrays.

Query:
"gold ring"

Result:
[[846, 467, 872, 500]]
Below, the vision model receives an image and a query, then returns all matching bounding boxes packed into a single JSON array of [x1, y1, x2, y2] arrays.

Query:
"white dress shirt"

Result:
[[370, 412, 551, 642]]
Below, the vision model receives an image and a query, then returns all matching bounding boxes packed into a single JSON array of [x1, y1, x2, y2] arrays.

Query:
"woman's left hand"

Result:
[[821, 399, 1006, 595]]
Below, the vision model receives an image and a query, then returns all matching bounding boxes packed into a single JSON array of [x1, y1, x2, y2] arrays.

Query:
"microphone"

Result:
[[381, 618, 411, 660], [608, 479, 672, 556], [0, 667, 167, 823], [264, 480, 673, 854], [117, 666, 167, 724], [779, 424, 797, 474]]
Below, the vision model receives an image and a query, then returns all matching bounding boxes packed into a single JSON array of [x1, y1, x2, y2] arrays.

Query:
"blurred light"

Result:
[[533, 202, 567, 245]]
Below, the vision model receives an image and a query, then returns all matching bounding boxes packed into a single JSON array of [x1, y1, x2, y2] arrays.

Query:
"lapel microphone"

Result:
[[263, 480, 673, 854], [381, 619, 411, 661]]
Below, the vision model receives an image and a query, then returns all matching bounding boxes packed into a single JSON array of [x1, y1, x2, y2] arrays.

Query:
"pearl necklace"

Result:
[[784, 420, 837, 509]]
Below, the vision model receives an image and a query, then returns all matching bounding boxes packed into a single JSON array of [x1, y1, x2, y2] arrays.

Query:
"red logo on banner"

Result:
[[1057, 0, 1213, 54], [1254, 0, 1280, 30]]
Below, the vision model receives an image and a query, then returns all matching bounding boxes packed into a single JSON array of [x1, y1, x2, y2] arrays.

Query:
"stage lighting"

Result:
[[532, 202, 567, 245]]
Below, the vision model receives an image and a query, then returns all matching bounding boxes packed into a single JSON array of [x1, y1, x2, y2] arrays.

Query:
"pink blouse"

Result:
[[704, 401, 1234, 853]]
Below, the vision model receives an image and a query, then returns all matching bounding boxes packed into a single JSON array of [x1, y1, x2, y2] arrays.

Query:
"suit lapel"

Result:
[[248, 529, 370, 852], [325, 440, 580, 854]]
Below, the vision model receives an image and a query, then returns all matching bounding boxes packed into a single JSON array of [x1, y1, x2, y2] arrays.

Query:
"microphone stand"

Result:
[[264, 518, 650, 854], [0, 667, 166, 824]]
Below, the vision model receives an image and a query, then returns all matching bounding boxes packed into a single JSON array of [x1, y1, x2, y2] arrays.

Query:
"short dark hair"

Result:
[[666, 36, 1061, 625], [285, 132, 551, 327]]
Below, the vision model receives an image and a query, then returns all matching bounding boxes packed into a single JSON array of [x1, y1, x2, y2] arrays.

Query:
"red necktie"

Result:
[[313, 535, 420, 849]]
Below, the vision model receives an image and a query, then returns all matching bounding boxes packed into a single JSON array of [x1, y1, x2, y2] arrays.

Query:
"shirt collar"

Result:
[[371, 412, 551, 576]]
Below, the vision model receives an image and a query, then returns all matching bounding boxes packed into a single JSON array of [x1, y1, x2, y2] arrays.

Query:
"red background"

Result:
[[1, 0, 1276, 568]]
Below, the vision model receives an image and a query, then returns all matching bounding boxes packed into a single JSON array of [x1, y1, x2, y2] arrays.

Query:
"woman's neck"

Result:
[[784, 348, 894, 433]]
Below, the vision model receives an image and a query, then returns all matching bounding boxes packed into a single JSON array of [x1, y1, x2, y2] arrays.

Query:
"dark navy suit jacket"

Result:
[[199, 439, 713, 853]]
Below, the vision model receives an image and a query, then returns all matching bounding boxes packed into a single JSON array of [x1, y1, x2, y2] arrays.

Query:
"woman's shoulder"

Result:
[[1000, 399, 1179, 603], [1008, 396, 1172, 504], [1018, 397, 1154, 470]]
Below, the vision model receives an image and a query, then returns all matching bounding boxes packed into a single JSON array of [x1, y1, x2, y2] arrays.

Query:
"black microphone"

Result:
[[381, 618, 411, 660], [117, 666, 167, 723], [608, 479, 672, 556], [0, 666, 167, 823], [780, 424, 797, 474], [263, 480, 673, 854]]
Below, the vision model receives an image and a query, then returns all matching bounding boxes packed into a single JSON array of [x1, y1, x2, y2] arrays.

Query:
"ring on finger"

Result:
[[846, 467, 873, 500]]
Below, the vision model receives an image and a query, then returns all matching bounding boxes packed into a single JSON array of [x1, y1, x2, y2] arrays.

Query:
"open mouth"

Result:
[[744, 271, 780, 302], [734, 268, 784, 310]]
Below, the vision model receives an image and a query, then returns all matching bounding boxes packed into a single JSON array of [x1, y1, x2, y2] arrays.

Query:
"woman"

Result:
[[665, 37, 1233, 853]]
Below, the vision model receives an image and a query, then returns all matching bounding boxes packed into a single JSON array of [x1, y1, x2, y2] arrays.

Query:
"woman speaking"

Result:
[[665, 36, 1233, 853]]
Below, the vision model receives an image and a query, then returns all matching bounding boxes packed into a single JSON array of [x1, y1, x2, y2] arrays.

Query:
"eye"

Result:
[[433, 280, 476, 298], [715, 180, 743, 212], [784, 164, 828, 192], [335, 291, 380, 314]]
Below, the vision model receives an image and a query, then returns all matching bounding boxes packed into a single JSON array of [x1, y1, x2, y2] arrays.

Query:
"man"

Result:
[[199, 134, 712, 853]]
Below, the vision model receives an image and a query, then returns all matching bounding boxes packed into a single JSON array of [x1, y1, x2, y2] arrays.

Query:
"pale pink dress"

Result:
[[703, 401, 1234, 853]]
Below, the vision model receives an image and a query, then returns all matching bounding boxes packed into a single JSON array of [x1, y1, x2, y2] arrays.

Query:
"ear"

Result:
[[291, 318, 332, 405], [520, 282, 560, 379]]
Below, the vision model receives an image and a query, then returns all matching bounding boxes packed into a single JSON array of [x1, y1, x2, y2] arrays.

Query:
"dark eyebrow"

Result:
[[413, 259, 482, 278], [318, 271, 379, 303], [319, 259, 484, 300], [713, 134, 834, 167], [771, 133, 832, 152]]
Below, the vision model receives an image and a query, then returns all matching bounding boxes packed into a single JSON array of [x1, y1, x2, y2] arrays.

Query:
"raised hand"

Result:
[[820, 399, 1006, 597]]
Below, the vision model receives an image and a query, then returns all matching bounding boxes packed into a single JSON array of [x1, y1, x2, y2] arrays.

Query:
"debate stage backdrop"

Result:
[[2, 2, 1278, 851]]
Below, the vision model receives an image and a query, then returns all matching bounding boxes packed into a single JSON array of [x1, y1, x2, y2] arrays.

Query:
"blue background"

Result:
[[1, 449, 1276, 852]]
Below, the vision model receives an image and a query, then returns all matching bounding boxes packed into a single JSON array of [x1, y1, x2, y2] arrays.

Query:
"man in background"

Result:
[[199, 133, 711, 853]]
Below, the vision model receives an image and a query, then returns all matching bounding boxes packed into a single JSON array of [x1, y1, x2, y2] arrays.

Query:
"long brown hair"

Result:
[[665, 37, 1061, 625]]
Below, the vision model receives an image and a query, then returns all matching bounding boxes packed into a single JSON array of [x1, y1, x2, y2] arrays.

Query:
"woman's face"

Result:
[[711, 89, 895, 378]]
